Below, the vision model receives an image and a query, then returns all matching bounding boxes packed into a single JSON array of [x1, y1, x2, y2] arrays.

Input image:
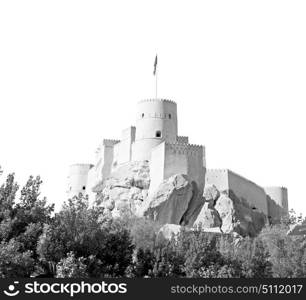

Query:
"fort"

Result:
[[67, 98, 288, 223]]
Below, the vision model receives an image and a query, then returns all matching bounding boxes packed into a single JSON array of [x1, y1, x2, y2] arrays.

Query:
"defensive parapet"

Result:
[[177, 136, 189, 144], [102, 139, 120, 146], [137, 98, 176, 105], [95, 139, 120, 164], [165, 142, 203, 155]]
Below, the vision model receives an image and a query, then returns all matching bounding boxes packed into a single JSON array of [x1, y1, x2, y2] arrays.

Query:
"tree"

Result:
[[133, 248, 156, 277], [0, 173, 54, 277], [0, 239, 35, 278], [0, 173, 19, 226], [259, 224, 306, 277], [151, 246, 185, 277], [56, 252, 88, 278], [37, 195, 135, 277]]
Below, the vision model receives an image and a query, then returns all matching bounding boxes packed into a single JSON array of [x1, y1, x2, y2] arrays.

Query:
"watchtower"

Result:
[[133, 99, 178, 161]]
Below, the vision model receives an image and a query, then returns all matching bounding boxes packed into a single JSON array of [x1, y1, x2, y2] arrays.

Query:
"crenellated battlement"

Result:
[[138, 98, 176, 105], [176, 136, 189, 144], [165, 142, 203, 156], [103, 139, 120, 146], [264, 186, 287, 190]]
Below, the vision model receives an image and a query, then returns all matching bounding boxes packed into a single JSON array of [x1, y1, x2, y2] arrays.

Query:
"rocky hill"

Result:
[[93, 160, 266, 237]]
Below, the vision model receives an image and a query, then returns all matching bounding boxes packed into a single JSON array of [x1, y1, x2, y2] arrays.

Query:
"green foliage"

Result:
[[0, 173, 19, 222], [151, 246, 185, 277], [259, 224, 306, 277], [37, 195, 135, 277], [0, 173, 54, 277], [133, 248, 156, 277], [126, 216, 161, 251], [0, 239, 35, 278], [56, 252, 88, 278], [195, 264, 239, 278], [1, 168, 306, 278]]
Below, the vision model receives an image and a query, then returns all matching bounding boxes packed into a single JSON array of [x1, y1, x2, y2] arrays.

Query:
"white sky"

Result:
[[0, 0, 305, 214]]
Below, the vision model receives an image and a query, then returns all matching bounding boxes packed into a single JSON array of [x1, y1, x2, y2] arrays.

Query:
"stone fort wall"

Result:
[[264, 186, 288, 222], [113, 127, 135, 167], [150, 141, 205, 195], [206, 169, 268, 215]]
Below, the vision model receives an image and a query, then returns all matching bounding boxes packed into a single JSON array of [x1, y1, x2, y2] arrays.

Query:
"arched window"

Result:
[[169, 114, 172, 119], [155, 130, 162, 138], [141, 113, 144, 118]]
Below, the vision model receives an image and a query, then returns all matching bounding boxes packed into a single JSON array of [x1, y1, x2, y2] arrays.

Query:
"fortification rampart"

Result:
[[138, 98, 176, 105], [205, 169, 229, 193], [93, 139, 119, 186], [149, 141, 205, 195], [177, 136, 189, 144], [206, 169, 268, 215], [165, 142, 205, 193], [227, 170, 268, 215], [165, 142, 203, 155], [113, 127, 135, 166], [102, 139, 120, 147], [264, 186, 288, 209]]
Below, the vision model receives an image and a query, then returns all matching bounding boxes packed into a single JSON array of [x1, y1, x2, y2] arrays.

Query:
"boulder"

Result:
[[143, 174, 194, 225], [193, 202, 222, 229], [179, 182, 205, 227], [215, 193, 266, 237], [95, 161, 150, 217], [203, 184, 220, 207]]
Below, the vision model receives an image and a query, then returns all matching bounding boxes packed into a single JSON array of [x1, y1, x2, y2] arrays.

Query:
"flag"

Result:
[[153, 55, 157, 75]]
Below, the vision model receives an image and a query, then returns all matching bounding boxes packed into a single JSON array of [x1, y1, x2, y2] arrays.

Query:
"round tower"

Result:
[[67, 163, 93, 199], [264, 186, 288, 212], [264, 186, 289, 222], [133, 99, 178, 161]]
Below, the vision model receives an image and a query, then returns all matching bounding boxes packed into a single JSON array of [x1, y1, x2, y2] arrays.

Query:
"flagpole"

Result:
[[153, 54, 158, 99], [155, 68, 157, 99]]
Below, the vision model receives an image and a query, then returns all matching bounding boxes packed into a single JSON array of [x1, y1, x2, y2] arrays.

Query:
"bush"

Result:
[[56, 252, 88, 278], [37, 195, 135, 277], [0, 239, 35, 278]]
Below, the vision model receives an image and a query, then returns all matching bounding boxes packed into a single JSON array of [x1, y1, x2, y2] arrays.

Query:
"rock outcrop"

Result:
[[93, 161, 267, 237], [203, 184, 220, 207], [215, 193, 266, 237], [94, 161, 150, 217], [193, 202, 222, 229], [143, 174, 194, 224], [191, 184, 222, 230]]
